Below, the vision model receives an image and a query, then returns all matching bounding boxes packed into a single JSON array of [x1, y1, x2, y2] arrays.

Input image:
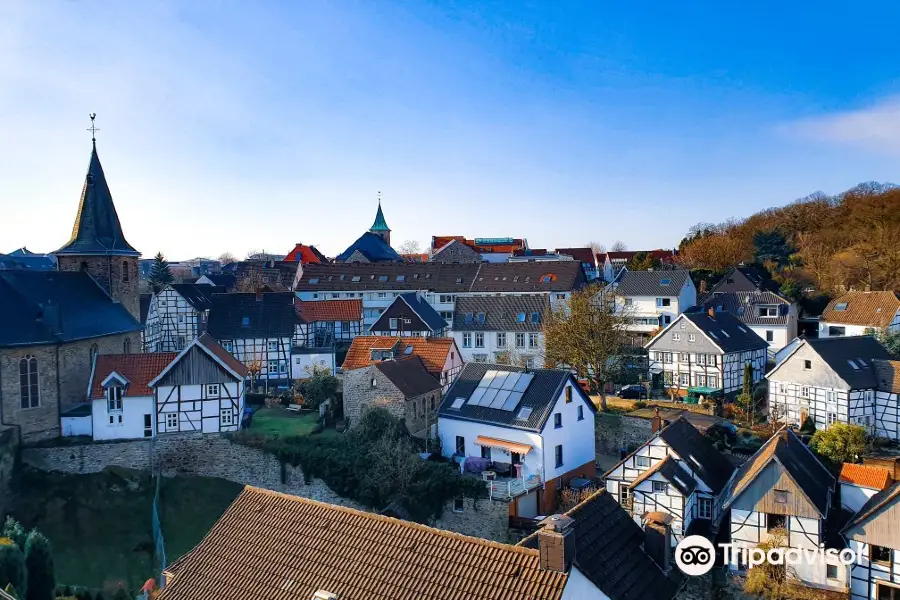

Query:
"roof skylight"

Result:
[[450, 397, 465, 410], [660, 279, 671, 285], [835, 302, 849, 311]]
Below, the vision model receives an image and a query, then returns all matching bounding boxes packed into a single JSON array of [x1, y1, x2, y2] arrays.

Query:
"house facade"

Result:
[[600, 250, 677, 283], [842, 482, 900, 600], [700, 291, 798, 356], [451, 295, 549, 365], [819, 291, 900, 338], [721, 428, 841, 592], [606, 269, 696, 345], [766, 337, 893, 434], [839, 463, 893, 513], [341, 335, 464, 392], [369, 292, 448, 337], [143, 284, 220, 352], [604, 417, 734, 545], [645, 310, 768, 398], [437, 363, 597, 516], [292, 298, 363, 377]]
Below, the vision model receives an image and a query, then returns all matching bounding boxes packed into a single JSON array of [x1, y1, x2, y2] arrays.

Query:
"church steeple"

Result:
[[369, 192, 391, 246]]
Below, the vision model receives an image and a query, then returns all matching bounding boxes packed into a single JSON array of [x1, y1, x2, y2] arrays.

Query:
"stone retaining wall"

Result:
[[433, 496, 510, 543], [595, 413, 655, 455]]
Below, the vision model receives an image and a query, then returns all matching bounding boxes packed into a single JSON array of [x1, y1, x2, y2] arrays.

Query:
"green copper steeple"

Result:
[[370, 197, 390, 233]]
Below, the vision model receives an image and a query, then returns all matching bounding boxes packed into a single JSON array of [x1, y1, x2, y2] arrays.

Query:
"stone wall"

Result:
[[433, 496, 510, 543], [0, 426, 19, 516], [594, 413, 655, 455], [57, 255, 141, 322]]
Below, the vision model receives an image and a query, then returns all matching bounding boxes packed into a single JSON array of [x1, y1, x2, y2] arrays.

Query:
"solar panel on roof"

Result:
[[480, 388, 499, 405], [489, 389, 511, 409], [504, 372, 522, 390], [512, 373, 534, 392], [504, 392, 525, 412], [490, 372, 510, 389], [468, 387, 487, 406]]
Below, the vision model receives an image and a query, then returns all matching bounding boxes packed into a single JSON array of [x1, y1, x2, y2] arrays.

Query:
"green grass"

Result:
[[248, 407, 320, 437], [10, 468, 242, 593]]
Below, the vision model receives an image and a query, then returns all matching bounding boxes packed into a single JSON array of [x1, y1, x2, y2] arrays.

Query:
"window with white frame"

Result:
[[672, 333, 681, 341], [698, 497, 712, 519], [758, 306, 778, 318], [636, 455, 651, 468], [708, 374, 718, 388], [801, 386, 810, 398], [679, 373, 689, 386], [107, 386, 123, 412], [462, 333, 471, 348], [474, 333, 484, 348], [207, 384, 220, 398], [696, 374, 706, 387], [267, 340, 278, 352], [220, 408, 234, 426], [166, 413, 178, 429], [496, 332, 506, 347], [652, 481, 667, 493], [680, 353, 689, 363], [528, 333, 538, 348], [515, 333, 525, 348], [222, 341, 234, 353], [389, 318, 399, 329], [624, 298, 633, 306], [656, 298, 671, 307], [827, 412, 838, 426], [688, 334, 695, 342]]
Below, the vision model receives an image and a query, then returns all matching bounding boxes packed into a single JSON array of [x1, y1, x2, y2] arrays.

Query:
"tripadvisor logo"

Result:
[[675, 536, 716, 576]]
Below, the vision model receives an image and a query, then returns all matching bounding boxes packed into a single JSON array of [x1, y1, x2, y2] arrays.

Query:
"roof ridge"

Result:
[[241, 486, 542, 556]]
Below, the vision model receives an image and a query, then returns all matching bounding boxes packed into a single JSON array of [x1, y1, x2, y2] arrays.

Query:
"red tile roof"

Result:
[[400, 253, 430, 263], [89, 353, 178, 399], [296, 299, 363, 323], [822, 291, 900, 328], [283, 243, 323, 264], [342, 336, 455, 374], [431, 236, 526, 254], [840, 463, 893, 490]]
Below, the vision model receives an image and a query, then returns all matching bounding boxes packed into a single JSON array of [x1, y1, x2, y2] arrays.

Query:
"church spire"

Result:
[[369, 192, 390, 233], [55, 117, 139, 256]]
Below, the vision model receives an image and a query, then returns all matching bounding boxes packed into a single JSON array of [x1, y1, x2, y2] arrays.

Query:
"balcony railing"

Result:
[[487, 472, 542, 501]]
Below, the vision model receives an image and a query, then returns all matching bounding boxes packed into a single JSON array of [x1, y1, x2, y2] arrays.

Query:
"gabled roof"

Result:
[[372, 293, 447, 332], [139, 293, 152, 325], [160, 486, 568, 600], [705, 265, 780, 296], [431, 236, 527, 254], [657, 418, 735, 494], [874, 359, 900, 393], [374, 356, 441, 397], [336, 232, 401, 263], [89, 353, 178, 399], [769, 337, 892, 389], [721, 428, 834, 516], [518, 489, 679, 600], [283, 243, 325, 264], [452, 295, 549, 331], [629, 455, 698, 497], [295, 299, 362, 323], [821, 291, 900, 328], [438, 362, 595, 432], [609, 269, 691, 297], [699, 290, 791, 326], [197, 273, 236, 289], [148, 333, 248, 387], [647, 310, 768, 354], [342, 336, 456, 375], [169, 284, 220, 311], [841, 481, 900, 535], [429, 238, 482, 263], [55, 143, 139, 256], [839, 463, 893, 490], [0, 271, 142, 347], [554, 248, 596, 265], [206, 292, 297, 340]]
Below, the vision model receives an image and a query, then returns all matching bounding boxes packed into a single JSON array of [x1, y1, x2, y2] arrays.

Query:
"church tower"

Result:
[[55, 122, 141, 321], [369, 196, 391, 246]]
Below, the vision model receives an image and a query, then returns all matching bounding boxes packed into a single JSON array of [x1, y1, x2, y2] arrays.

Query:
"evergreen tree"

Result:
[[742, 363, 753, 398], [111, 588, 129, 600], [2, 518, 26, 551], [148, 253, 174, 288], [24, 531, 54, 600], [0, 539, 27, 599]]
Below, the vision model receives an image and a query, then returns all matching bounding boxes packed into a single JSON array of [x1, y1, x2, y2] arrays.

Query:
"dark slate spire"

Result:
[[369, 195, 390, 233], [55, 142, 139, 256]]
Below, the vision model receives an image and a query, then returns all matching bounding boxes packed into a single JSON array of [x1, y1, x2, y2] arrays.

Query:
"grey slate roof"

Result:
[[610, 269, 690, 297], [438, 362, 595, 432], [206, 292, 297, 340], [705, 265, 780, 297], [452, 296, 549, 331], [518, 489, 680, 600], [55, 143, 139, 256], [0, 271, 142, 347], [657, 418, 735, 494], [397, 293, 448, 332], [699, 290, 791, 326], [170, 284, 222, 311], [680, 311, 768, 353], [659, 457, 698, 497], [798, 336, 892, 389], [374, 356, 441, 397]]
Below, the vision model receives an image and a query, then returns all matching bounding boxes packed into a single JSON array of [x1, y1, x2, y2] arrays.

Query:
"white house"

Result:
[[841, 481, 900, 600], [292, 298, 363, 377], [143, 283, 221, 352], [437, 363, 597, 518], [819, 291, 900, 338], [766, 336, 893, 434], [451, 295, 549, 366], [839, 463, 894, 513], [874, 359, 900, 441], [720, 427, 842, 592], [606, 269, 697, 346], [207, 291, 296, 387], [645, 310, 768, 398], [604, 417, 735, 545]]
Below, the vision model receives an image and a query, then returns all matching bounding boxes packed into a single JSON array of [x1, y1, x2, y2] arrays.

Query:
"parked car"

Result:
[[617, 385, 648, 399]]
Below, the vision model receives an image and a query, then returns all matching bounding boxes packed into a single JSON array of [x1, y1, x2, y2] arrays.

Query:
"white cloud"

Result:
[[784, 96, 900, 155]]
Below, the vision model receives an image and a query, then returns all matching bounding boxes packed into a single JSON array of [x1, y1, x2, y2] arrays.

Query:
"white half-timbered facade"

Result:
[[767, 337, 893, 434], [721, 428, 843, 591], [842, 482, 900, 600], [604, 418, 735, 546], [143, 284, 220, 352], [150, 334, 249, 434], [645, 310, 768, 398], [293, 298, 364, 377]]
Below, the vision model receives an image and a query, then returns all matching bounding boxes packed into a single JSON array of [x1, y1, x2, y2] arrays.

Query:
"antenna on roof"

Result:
[[87, 113, 99, 144]]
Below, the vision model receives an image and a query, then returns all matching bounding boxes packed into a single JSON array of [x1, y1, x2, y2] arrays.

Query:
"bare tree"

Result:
[[610, 241, 628, 252], [543, 285, 632, 411], [585, 241, 605, 256], [234, 269, 266, 293], [398, 240, 422, 255], [218, 252, 236, 266]]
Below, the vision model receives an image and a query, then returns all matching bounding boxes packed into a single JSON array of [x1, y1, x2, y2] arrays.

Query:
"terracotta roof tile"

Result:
[[296, 299, 363, 323], [341, 336, 455, 375], [89, 353, 177, 399], [839, 463, 893, 490], [821, 291, 900, 327], [874, 359, 900, 394], [284, 243, 324, 264], [160, 486, 567, 600]]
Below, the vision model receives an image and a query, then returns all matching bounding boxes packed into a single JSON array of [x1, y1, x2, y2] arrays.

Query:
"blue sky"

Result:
[[2, 1, 899, 260]]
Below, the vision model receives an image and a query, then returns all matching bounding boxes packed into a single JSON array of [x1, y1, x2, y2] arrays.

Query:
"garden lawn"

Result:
[[248, 407, 320, 437]]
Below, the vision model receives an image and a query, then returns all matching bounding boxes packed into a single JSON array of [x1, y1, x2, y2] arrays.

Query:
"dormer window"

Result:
[[107, 386, 123, 412], [241, 317, 250, 327]]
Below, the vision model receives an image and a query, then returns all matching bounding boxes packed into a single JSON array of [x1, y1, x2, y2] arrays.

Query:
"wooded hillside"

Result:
[[677, 182, 900, 295]]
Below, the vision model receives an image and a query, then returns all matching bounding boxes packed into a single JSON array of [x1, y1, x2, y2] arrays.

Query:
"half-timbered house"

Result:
[[206, 291, 296, 387], [292, 298, 363, 377], [875, 359, 900, 442], [149, 334, 249, 434], [368, 292, 448, 337], [143, 284, 221, 352], [842, 481, 900, 600], [645, 310, 768, 399], [767, 336, 893, 434], [604, 417, 735, 545], [721, 427, 842, 591], [840, 463, 894, 513]]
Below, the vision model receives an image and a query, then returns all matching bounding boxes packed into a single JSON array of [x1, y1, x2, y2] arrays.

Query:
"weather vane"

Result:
[[87, 113, 99, 142], [377, 190, 382, 203]]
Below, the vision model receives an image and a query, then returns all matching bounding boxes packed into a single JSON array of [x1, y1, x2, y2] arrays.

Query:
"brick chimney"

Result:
[[643, 512, 673, 572], [538, 514, 576, 573], [651, 407, 663, 433], [707, 307, 716, 319]]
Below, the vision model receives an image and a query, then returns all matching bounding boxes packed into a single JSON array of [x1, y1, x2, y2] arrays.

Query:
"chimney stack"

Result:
[[707, 307, 716, 319], [643, 512, 673, 572], [651, 407, 663, 433], [537, 515, 576, 573]]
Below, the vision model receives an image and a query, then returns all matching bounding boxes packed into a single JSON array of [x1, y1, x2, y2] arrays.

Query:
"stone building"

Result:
[[0, 138, 142, 441]]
